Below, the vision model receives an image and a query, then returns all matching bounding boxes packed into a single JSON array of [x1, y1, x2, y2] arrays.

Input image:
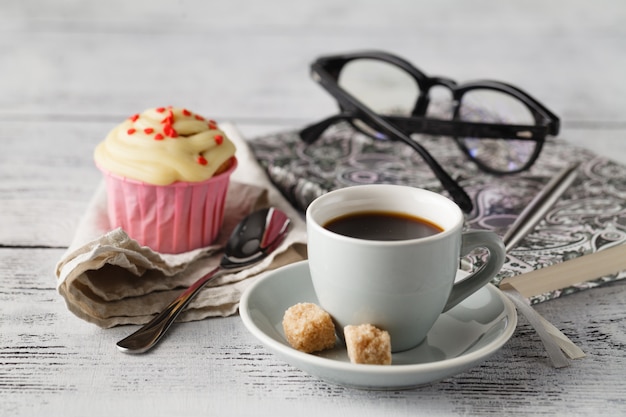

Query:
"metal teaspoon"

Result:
[[116, 207, 291, 354]]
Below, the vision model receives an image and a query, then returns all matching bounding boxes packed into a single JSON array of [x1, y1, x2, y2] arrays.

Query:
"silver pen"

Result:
[[502, 162, 580, 252]]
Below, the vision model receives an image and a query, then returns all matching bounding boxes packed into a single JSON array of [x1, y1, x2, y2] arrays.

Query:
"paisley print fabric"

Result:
[[249, 122, 626, 303]]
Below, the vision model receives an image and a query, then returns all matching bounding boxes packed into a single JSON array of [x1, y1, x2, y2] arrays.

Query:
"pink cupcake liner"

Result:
[[98, 157, 237, 254]]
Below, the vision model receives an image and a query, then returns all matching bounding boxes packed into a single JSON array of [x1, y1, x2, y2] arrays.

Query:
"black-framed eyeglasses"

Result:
[[299, 50, 560, 213]]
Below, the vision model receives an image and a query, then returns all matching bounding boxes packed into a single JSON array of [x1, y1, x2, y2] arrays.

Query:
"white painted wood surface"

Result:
[[1, 1, 625, 415]]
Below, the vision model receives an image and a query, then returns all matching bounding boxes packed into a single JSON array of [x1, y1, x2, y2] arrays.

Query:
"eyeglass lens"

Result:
[[339, 59, 419, 116], [455, 89, 538, 173]]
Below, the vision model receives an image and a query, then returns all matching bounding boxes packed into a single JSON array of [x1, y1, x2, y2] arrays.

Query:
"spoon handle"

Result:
[[116, 266, 221, 353]]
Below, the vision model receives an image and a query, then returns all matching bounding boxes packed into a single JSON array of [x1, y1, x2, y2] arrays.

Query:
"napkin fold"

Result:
[[55, 123, 307, 328]]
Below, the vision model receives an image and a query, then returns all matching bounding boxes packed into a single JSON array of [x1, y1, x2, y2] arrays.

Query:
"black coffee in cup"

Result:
[[323, 211, 443, 241]]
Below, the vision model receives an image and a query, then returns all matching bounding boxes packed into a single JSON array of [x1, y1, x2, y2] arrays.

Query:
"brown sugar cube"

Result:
[[344, 324, 392, 365], [282, 303, 336, 353]]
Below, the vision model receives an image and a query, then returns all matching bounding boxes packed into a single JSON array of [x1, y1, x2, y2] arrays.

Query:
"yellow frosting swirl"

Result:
[[94, 107, 236, 185]]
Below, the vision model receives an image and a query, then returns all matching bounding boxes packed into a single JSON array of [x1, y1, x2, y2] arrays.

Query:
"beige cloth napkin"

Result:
[[55, 123, 307, 328]]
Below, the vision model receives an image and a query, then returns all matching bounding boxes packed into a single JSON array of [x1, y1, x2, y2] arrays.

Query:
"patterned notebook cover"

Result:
[[248, 122, 626, 303]]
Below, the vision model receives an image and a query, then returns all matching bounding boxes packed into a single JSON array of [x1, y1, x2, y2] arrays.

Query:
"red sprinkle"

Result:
[[195, 114, 205, 121], [163, 125, 178, 138], [129, 114, 139, 122], [156, 107, 166, 113], [144, 127, 154, 134], [214, 135, 224, 145], [127, 128, 136, 135], [161, 110, 174, 125], [182, 109, 192, 116], [197, 155, 208, 165], [154, 133, 164, 140], [208, 121, 217, 130]]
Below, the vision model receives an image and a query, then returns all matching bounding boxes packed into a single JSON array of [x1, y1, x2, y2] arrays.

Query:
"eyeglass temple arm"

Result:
[[387, 116, 548, 140], [301, 113, 548, 145], [299, 113, 474, 213], [299, 114, 347, 144], [391, 129, 474, 213]]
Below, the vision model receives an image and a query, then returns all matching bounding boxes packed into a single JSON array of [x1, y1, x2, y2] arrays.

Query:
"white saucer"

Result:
[[240, 260, 517, 390]]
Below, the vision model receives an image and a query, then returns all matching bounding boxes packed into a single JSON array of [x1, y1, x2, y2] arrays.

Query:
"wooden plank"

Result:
[[1, 248, 625, 415], [0, 2, 624, 122], [0, 249, 626, 416]]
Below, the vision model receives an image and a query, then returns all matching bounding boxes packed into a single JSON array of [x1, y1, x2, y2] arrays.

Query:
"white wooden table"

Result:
[[2, 1, 625, 416]]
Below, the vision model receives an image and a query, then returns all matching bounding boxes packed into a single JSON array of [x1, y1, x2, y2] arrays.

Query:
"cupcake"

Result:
[[94, 106, 237, 253]]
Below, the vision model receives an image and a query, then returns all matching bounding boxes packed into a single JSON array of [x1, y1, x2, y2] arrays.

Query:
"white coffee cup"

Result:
[[306, 184, 505, 352]]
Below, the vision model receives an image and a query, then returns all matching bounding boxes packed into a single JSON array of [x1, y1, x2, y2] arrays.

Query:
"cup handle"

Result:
[[442, 230, 506, 313]]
